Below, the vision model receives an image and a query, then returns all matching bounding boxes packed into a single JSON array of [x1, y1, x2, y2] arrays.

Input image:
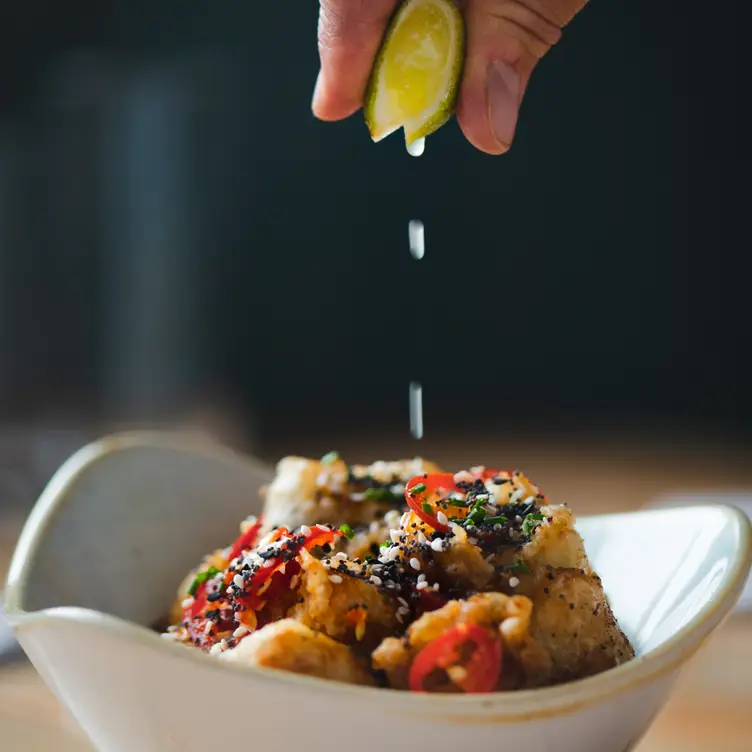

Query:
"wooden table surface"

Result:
[[1, 431, 751, 750]]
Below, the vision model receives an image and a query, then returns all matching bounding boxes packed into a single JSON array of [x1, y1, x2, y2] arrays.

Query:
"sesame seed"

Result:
[[233, 574, 244, 589], [317, 524, 329, 533], [510, 487, 526, 504], [301, 525, 312, 537], [416, 581, 429, 590], [322, 560, 331, 569], [233, 626, 249, 639], [432, 583, 440, 591], [410, 558, 421, 571], [468, 538, 478, 545], [263, 558, 275, 568], [395, 612, 404, 624], [161, 632, 180, 641], [437, 512, 449, 526], [203, 621, 213, 636], [390, 529, 401, 544], [181, 597, 194, 609], [417, 573, 427, 583], [453, 470, 474, 484], [220, 639, 229, 651], [209, 643, 223, 655], [370, 575, 383, 586], [289, 574, 299, 589], [509, 576, 520, 588], [397, 597, 409, 607], [329, 575, 343, 584], [431, 538, 444, 552]]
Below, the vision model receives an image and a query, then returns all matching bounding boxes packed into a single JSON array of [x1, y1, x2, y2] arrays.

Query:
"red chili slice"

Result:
[[405, 470, 512, 533], [408, 623, 502, 694], [228, 518, 263, 561]]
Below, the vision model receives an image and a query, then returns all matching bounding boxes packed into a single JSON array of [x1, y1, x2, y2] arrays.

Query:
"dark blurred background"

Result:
[[0, 1, 749, 457]]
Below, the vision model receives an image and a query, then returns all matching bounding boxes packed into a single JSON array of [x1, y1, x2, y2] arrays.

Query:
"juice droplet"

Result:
[[408, 220, 425, 260], [406, 137, 426, 157], [409, 382, 424, 439]]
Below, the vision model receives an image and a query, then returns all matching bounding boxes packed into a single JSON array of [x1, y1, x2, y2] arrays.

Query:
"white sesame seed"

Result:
[[161, 632, 180, 641], [494, 523, 503, 531], [335, 551, 348, 561], [400, 512, 411, 528], [329, 575, 343, 584], [322, 560, 331, 569], [390, 529, 401, 544], [395, 611, 404, 624], [233, 574, 244, 589], [203, 621, 213, 636], [436, 511, 449, 526], [233, 626, 249, 639], [416, 581, 429, 590], [263, 558, 275, 568], [397, 606, 410, 616], [510, 487, 526, 504], [181, 597, 194, 609], [453, 470, 474, 484], [370, 575, 383, 586], [317, 524, 329, 533], [397, 597, 409, 607], [432, 583, 440, 591], [167, 625, 178, 633], [220, 639, 229, 651], [417, 532, 428, 545], [289, 574, 299, 589], [409, 558, 421, 571], [431, 538, 444, 552], [468, 538, 478, 545], [523, 496, 536, 505], [509, 577, 520, 588], [417, 573, 427, 583], [301, 525, 312, 537], [209, 643, 223, 655]]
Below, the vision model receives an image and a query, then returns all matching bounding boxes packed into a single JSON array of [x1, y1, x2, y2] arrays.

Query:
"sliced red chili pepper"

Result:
[[228, 518, 263, 561], [409, 623, 502, 694], [414, 587, 448, 617], [405, 473, 462, 533]]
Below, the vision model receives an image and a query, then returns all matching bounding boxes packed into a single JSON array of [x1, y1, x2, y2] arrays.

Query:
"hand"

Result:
[[313, 0, 589, 155]]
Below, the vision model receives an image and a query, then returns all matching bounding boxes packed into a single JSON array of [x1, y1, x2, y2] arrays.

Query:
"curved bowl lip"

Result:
[[4, 431, 752, 722]]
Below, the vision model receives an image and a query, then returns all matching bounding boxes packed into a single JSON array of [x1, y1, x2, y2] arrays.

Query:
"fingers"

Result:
[[313, 0, 399, 121], [457, 0, 587, 155]]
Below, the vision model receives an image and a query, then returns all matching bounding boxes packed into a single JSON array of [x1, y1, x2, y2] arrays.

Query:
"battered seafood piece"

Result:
[[260, 455, 441, 536], [161, 456, 634, 694], [219, 619, 375, 686]]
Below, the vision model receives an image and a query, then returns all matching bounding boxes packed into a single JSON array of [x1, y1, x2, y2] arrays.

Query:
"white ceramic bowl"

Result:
[[4, 432, 751, 752]]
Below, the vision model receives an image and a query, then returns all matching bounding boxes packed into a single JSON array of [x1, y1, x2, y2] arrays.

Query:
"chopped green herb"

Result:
[[506, 560, 532, 575], [485, 515, 508, 525], [521, 513, 545, 537], [188, 566, 221, 596], [447, 497, 471, 507], [422, 501, 434, 515], [466, 508, 486, 525], [410, 482, 427, 494], [339, 523, 355, 540], [363, 487, 400, 503], [321, 451, 339, 465], [380, 540, 391, 549]]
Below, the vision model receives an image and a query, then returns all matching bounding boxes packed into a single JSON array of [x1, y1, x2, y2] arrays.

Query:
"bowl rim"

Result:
[[5, 431, 752, 722]]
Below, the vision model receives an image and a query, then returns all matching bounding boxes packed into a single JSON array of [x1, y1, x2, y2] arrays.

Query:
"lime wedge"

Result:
[[364, 0, 465, 147]]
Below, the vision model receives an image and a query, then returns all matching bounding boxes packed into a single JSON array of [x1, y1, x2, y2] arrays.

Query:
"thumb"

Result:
[[458, 0, 588, 155], [313, 0, 399, 122]]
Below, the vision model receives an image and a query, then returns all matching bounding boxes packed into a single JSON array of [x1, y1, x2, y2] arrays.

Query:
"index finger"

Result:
[[313, 0, 399, 121]]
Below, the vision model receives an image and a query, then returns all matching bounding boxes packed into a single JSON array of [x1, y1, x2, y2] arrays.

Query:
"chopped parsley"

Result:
[[339, 523, 355, 540], [409, 482, 427, 494], [485, 515, 509, 525], [188, 566, 221, 596], [422, 501, 434, 515], [321, 451, 339, 465], [505, 560, 532, 575]]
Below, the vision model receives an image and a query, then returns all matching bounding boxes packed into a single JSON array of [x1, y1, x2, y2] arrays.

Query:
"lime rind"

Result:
[[364, 0, 465, 146]]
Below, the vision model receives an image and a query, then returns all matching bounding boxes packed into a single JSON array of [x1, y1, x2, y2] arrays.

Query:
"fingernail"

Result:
[[487, 60, 522, 150], [312, 69, 325, 113]]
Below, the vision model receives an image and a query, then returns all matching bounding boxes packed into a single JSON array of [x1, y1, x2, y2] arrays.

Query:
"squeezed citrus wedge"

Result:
[[364, 0, 465, 147]]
